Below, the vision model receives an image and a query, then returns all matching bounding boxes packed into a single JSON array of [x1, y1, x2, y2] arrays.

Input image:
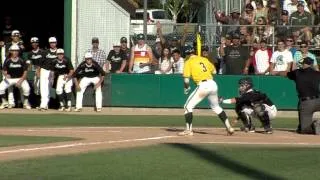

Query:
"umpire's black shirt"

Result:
[[287, 67, 320, 98]]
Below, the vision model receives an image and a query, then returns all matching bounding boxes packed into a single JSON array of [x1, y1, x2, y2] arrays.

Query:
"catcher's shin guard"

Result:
[[253, 103, 271, 129]]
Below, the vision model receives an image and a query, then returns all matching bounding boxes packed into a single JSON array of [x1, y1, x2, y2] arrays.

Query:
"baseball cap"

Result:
[[232, 33, 241, 39], [303, 57, 314, 65], [11, 30, 20, 37], [297, 1, 304, 7], [56, 48, 64, 54], [9, 44, 20, 51], [30, 37, 39, 43], [84, 52, 93, 59], [49, 37, 57, 43], [92, 37, 99, 43], [136, 34, 145, 40], [281, 10, 289, 16], [120, 37, 127, 43]]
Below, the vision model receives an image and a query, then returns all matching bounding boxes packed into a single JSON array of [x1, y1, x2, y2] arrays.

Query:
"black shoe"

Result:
[[264, 127, 273, 134]]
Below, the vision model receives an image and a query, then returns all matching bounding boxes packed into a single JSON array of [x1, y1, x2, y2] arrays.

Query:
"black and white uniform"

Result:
[[0, 57, 30, 97], [235, 89, 277, 127], [74, 61, 105, 109], [53, 57, 74, 95], [39, 48, 57, 109], [27, 48, 46, 95]]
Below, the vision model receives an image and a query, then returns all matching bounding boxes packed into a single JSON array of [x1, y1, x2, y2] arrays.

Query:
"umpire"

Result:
[[285, 57, 320, 135]]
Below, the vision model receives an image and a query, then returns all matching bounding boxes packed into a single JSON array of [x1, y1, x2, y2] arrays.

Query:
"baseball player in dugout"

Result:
[[220, 77, 277, 134], [179, 44, 234, 136], [52, 49, 74, 112], [38, 37, 58, 111], [73, 52, 105, 112], [284, 57, 320, 135], [129, 33, 153, 74], [0, 44, 31, 110]]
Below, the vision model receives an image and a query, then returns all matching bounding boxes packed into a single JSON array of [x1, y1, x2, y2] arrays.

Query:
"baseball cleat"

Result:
[[227, 127, 235, 135], [178, 130, 194, 136], [0, 103, 9, 109], [74, 108, 82, 112], [264, 128, 273, 134], [58, 107, 65, 111], [96, 108, 102, 112], [23, 103, 32, 110], [7, 104, 15, 109], [65, 107, 72, 112]]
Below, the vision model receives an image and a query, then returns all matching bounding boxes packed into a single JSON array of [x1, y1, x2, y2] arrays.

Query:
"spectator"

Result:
[[293, 41, 319, 70], [218, 35, 233, 74], [270, 39, 293, 75], [2, 30, 25, 57], [290, 1, 312, 41], [152, 38, 162, 61], [129, 33, 153, 74], [215, 8, 241, 35], [120, 37, 130, 72], [156, 47, 173, 74], [252, 39, 272, 75], [220, 33, 251, 75], [242, 4, 255, 24], [86, 37, 107, 69], [254, 16, 273, 43], [239, 21, 254, 44], [310, 0, 320, 36], [285, 36, 298, 56], [106, 42, 127, 73], [157, 21, 188, 54], [171, 49, 184, 74], [253, 0, 268, 24], [201, 45, 218, 69], [267, 0, 278, 25], [284, 0, 310, 17], [275, 10, 291, 39], [1, 16, 15, 44]]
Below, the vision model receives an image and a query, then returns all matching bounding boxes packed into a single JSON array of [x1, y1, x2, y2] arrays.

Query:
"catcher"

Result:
[[220, 77, 277, 134]]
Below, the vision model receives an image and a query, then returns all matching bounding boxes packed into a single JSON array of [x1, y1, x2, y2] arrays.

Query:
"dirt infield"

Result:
[[0, 126, 320, 162]]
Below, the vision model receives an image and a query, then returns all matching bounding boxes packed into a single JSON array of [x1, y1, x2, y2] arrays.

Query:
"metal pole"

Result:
[[143, 0, 148, 41]]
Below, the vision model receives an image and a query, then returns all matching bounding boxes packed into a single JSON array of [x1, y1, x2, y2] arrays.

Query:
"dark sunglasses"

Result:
[[286, 39, 293, 42]]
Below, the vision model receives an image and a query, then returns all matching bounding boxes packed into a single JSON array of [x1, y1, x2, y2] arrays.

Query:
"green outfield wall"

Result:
[[110, 74, 298, 110]]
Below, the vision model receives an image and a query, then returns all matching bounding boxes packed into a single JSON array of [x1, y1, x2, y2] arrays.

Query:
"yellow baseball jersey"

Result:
[[183, 55, 216, 85]]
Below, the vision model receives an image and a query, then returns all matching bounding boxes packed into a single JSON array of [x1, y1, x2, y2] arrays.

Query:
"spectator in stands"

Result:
[[157, 21, 188, 54], [242, 3, 255, 24], [86, 37, 107, 69], [129, 33, 153, 74], [201, 45, 218, 69], [106, 42, 127, 73], [293, 41, 319, 70], [120, 37, 130, 72], [267, 0, 278, 25], [270, 39, 293, 75], [253, 0, 268, 24], [220, 33, 251, 75], [215, 8, 241, 35], [156, 47, 173, 74], [290, 1, 313, 41], [252, 38, 272, 75], [239, 20, 254, 45], [310, 0, 320, 36], [171, 49, 184, 74], [285, 36, 298, 56], [218, 35, 232, 74], [245, 0, 268, 9], [275, 10, 291, 40], [152, 38, 162, 61], [283, 0, 310, 17], [254, 16, 272, 43]]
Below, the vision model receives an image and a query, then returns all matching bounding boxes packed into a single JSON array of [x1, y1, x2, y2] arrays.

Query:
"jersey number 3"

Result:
[[200, 62, 207, 72]]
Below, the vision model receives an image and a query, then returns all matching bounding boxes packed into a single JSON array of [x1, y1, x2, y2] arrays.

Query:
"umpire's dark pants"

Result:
[[298, 98, 320, 134]]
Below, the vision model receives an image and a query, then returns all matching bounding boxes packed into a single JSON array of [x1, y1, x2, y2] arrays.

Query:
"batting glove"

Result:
[[184, 87, 191, 95]]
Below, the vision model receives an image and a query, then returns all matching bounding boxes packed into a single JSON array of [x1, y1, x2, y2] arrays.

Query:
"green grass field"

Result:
[[0, 144, 319, 180], [0, 113, 311, 180]]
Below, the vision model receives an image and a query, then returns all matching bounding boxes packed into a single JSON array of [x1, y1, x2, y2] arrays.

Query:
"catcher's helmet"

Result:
[[238, 77, 253, 95]]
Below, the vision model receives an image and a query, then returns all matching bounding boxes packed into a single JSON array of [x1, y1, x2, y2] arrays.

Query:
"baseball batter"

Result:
[[52, 49, 74, 112], [179, 45, 234, 136], [38, 37, 58, 111], [73, 52, 105, 112], [0, 44, 31, 109]]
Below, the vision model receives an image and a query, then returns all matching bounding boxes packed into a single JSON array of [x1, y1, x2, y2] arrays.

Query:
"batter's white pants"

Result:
[[39, 68, 52, 108], [56, 75, 73, 95], [184, 79, 223, 115], [76, 77, 102, 109], [0, 78, 30, 97]]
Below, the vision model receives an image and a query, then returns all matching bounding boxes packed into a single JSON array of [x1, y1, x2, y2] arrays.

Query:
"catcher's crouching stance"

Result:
[[220, 77, 277, 134]]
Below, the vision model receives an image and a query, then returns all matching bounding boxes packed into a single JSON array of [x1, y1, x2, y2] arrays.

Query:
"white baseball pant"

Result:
[[56, 75, 73, 95], [184, 79, 223, 115], [242, 104, 277, 119], [76, 77, 102, 109], [39, 68, 52, 108], [0, 78, 30, 97]]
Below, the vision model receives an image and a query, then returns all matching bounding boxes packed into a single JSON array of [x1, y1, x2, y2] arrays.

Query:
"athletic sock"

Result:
[[185, 112, 193, 131], [218, 111, 231, 129]]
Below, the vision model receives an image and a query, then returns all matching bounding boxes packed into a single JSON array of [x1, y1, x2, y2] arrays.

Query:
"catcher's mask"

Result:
[[238, 77, 253, 95]]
